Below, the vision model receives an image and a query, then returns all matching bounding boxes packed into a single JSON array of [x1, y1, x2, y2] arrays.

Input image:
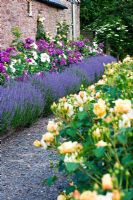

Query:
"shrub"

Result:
[[0, 82, 44, 134], [35, 57, 133, 199], [0, 35, 104, 85]]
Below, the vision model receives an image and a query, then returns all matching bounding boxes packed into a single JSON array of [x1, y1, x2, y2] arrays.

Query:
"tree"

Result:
[[80, 0, 133, 59]]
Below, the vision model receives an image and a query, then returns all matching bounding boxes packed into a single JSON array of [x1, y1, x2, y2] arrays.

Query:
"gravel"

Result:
[[1, 117, 67, 200]]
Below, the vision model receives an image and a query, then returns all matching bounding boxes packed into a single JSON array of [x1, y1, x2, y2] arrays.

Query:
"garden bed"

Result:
[[34, 57, 133, 200], [0, 55, 116, 135]]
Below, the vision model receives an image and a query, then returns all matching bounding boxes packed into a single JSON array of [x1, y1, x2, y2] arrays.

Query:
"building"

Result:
[[0, 0, 80, 48]]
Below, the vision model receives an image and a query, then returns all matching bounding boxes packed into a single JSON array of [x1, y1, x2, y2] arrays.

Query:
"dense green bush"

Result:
[[80, 0, 133, 59], [35, 57, 133, 200]]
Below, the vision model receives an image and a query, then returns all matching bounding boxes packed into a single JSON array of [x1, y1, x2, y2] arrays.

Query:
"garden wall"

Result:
[[0, 0, 80, 48]]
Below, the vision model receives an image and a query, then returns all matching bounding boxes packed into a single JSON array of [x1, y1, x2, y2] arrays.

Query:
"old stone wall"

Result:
[[0, 0, 80, 49]]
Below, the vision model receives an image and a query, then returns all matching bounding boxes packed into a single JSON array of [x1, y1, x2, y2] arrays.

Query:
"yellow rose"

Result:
[[42, 132, 54, 143], [88, 85, 95, 91], [58, 141, 82, 154], [102, 174, 113, 190], [93, 128, 101, 138], [114, 99, 131, 114], [95, 140, 107, 147], [73, 190, 81, 199], [96, 79, 105, 85], [80, 191, 97, 200], [47, 120, 59, 135], [112, 190, 121, 200], [93, 99, 107, 118], [33, 140, 42, 147], [57, 194, 66, 200], [104, 116, 112, 123]]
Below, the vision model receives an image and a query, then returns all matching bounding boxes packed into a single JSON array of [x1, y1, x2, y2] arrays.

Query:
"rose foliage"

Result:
[[35, 56, 133, 200]]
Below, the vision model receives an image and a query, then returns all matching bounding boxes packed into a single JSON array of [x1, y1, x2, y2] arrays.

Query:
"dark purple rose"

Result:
[[0, 63, 6, 73], [6, 47, 16, 53], [60, 58, 67, 66], [26, 58, 32, 63], [56, 48, 63, 55], [0, 51, 10, 63], [25, 37, 34, 44]]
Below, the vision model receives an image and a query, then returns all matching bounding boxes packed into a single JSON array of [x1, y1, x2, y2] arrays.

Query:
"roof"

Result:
[[37, 0, 68, 9]]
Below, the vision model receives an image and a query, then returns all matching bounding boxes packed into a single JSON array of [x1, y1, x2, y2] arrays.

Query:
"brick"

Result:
[[1, 0, 80, 48]]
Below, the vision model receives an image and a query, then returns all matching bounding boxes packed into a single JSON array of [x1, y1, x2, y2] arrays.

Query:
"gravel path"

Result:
[[1, 117, 67, 200]]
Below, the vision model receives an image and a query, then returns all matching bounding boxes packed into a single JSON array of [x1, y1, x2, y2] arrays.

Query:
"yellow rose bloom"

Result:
[[93, 99, 107, 118], [95, 140, 107, 147], [33, 140, 42, 147], [42, 132, 54, 143], [58, 141, 82, 154], [80, 191, 97, 200], [93, 128, 101, 138], [102, 174, 113, 190], [47, 120, 59, 135], [57, 194, 66, 200], [112, 190, 121, 200], [114, 99, 131, 114]]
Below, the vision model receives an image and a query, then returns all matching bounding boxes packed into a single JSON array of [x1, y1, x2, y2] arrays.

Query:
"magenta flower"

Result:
[[0, 63, 6, 73], [60, 58, 67, 66]]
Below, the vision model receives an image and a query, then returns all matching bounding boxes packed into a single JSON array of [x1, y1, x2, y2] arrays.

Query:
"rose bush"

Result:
[[35, 57, 133, 199], [0, 36, 103, 84]]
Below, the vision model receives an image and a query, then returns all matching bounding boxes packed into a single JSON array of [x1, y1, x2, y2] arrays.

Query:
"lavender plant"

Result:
[[0, 55, 116, 134]]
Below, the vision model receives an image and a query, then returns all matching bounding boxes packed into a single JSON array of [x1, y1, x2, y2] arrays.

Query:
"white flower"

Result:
[[12, 59, 17, 64], [29, 58, 37, 65], [119, 110, 133, 128], [63, 54, 67, 59], [93, 42, 98, 48], [127, 109, 133, 120], [97, 192, 112, 200], [57, 41, 63, 47], [32, 51, 38, 60], [64, 102, 74, 117], [123, 55, 131, 63], [74, 91, 88, 108], [64, 152, 83, 164], [38, 17, 45, 23], [40, 53, 50, 63], [79, 107, 84, 112], [10, 65, 16, 73], [30, 43, 38, 50]]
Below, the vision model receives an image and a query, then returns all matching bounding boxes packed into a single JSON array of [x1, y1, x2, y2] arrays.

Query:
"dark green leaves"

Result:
[[65, 163, 80, 173], [93, 147, 105, 158], [43, 175, 57, 186]]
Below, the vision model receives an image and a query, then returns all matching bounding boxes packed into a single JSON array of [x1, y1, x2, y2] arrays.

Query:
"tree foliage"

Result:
[[80, 0, 133, 59]]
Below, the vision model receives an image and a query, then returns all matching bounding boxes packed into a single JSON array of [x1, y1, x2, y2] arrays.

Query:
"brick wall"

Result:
[[0, 0, 80, 49]]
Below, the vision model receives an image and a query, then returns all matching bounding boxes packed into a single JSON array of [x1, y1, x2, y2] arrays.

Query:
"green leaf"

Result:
[[43, 175, 57, 186], [65, 186, 75, 194], [93, 147, 105, 158], [66, 128, 77, 138], [117, 133, 127, 144], [78, 111, 88, 121], [65, 162, 79, 172], [122, 154, 133, 166], [123, 189, 133, 200]]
